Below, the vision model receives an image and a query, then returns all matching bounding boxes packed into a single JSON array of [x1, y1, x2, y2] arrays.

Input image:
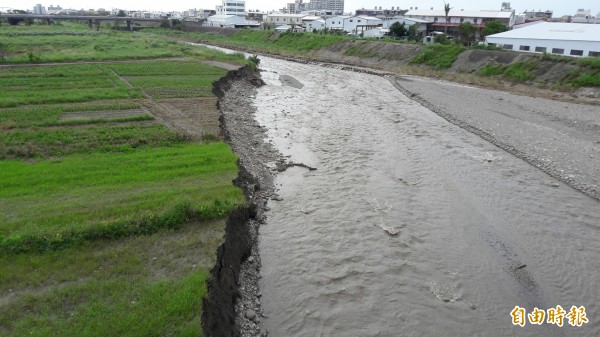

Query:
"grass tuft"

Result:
[[410, 44, 466, 69]]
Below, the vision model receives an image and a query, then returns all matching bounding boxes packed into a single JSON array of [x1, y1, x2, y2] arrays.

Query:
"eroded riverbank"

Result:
[[204, 65, 283, 337]]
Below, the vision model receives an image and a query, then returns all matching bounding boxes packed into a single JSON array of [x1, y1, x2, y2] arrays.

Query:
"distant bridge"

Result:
[[0, 14, 167, 31]]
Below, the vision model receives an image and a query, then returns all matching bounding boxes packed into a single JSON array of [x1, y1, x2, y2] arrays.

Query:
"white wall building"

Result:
[[216, 0, 246, 17], [325, 15, 348, 30], [205, 15, 248, 28], [383, 17, 429, 35], [301, 0, 344, 15], [302, 16, 326, 30], [33, 4, 46, 14], [485, 22, 600, 57], [404, 9, 515, 32], [572, 9, 594, 23], [343, 16, 383, 34], [265, 13, 305, 26], [363, 27, 389, 38]]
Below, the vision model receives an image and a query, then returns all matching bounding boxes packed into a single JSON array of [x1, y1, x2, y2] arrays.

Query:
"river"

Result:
[[249, 56, 600, 336]]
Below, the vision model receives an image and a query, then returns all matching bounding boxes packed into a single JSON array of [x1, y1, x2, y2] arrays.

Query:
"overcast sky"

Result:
[[1, 1, 597, 17]]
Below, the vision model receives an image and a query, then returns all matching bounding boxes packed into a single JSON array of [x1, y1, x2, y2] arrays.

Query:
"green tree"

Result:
[[160, 19, 171, 28], [434, 34, 450, 44], [7, 9, 27, 25], [117, 10, 127, 17], [457, 22, 476, 45], [443, 2, 451, 34], [407, 24, 422, 41], [482, 20, 508, 36], [389, 21, 407, 38]]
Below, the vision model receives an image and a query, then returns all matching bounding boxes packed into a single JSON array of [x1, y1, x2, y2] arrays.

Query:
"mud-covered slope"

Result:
[[313, 40, 422, 69]]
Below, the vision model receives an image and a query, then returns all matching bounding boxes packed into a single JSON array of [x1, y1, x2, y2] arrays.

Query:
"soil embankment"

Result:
[[202, 66, 281, 337]]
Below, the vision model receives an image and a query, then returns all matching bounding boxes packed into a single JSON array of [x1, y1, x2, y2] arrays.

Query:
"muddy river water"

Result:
[[248, 56, 600, 336]]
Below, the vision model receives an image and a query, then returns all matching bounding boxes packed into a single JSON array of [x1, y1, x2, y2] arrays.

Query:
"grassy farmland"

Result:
[[0, 23, 247, 336]]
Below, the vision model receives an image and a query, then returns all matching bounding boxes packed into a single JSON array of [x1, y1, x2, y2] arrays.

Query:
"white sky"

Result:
[[0, 1, 597, 17]]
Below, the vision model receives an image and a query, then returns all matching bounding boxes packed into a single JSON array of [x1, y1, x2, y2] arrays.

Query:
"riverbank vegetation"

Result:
[[0, 23, 247, 336], [155, 27, 600, 92], [151, 28, 352, 55]]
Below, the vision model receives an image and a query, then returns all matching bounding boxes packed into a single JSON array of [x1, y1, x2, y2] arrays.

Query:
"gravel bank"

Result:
[[213, 68, 285, 337], [391, 75, 600, 200]]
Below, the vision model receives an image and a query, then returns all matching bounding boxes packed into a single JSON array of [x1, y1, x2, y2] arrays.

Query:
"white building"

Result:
[[265, 13, 305, 26], [299, 0, 344, 15], [363, 28, 389, 38], [485, 22, 600, 57], [572, 9, 594, 23], [302, 17, 325, 31], [325, 15, 349, 30], [33, 4, 46, 14], [383, 17, 429, 36], [343, 16, 383, 34], [216, 0, 246, 17], [47, 4, 62, 14], [404, 9, 515, 34], [205, 15, 248, 28]]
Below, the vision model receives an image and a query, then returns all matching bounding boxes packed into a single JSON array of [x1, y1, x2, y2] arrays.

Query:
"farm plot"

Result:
[[0, 59, 242, 250], [0, 44, 244, 336], [0, 64, 142, 107], [108, 60, 227, 98]]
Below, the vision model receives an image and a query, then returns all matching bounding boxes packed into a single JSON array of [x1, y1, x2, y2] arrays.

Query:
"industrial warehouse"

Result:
[[485, 22, 600, 57]]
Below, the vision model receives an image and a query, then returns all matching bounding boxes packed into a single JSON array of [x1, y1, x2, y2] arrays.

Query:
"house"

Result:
[[325, 15, 349, 30], [485, 22, 600, 57], [383, 17, 429, 36], [302, 16, 325, 31], [343, 16, 383, 34], [363, 27, 389, 38], [247, 10, 267, 22], [274, 24, 303, 32], [404, 9, 515, 36], [265, 13, 305, 27]]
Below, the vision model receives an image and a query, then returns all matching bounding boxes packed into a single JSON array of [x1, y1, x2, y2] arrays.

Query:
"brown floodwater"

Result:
[[252, 57, 600, 336]]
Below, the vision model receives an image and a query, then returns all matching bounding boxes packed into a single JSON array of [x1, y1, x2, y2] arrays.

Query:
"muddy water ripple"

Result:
[[253, 57, 600, 337]]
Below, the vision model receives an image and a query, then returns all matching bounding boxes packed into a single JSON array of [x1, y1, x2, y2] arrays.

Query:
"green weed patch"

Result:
[[410, 44, 466, 69], [478, 61, 538, 82], [572, 71, 600, 87]]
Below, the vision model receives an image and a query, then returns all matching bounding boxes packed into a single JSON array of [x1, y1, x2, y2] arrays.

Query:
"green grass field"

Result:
[[154, 28, 352, 56], [0, 23, 246, 336], [0, 143, 243, 251]]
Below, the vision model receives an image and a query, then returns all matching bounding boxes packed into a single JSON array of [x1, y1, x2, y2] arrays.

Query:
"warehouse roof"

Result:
[[486, 22, 600, 42]]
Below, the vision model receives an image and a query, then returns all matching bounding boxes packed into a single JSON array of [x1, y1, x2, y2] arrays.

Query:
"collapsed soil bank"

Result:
[[202, 66, 281, 337]]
